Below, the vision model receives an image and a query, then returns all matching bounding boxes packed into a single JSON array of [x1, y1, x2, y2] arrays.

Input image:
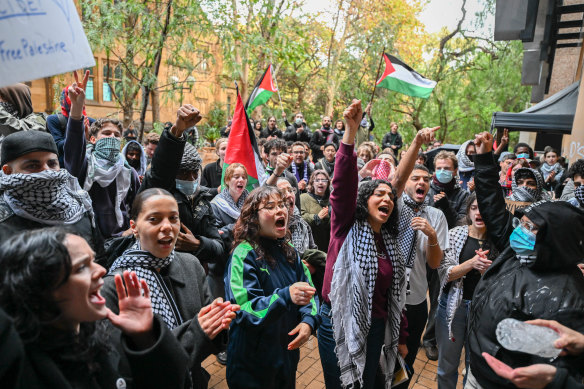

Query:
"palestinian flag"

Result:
[[376, 53, 436, 99], [245, 64, 278, 115], [222, 87, 267, 191]]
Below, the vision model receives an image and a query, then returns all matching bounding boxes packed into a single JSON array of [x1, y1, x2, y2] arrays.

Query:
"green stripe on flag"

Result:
[[377, 76, 434, 99], [221, 162, 259, 192], [246, 89, 273, 115]]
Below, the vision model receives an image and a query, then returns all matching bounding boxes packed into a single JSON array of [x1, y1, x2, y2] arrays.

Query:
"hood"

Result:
[[456, 140, 475, 172], [121, 140, 148, 176], [0, 84, 33, 119], [509, 167, 545, 202], [525, 201, 584, 271]]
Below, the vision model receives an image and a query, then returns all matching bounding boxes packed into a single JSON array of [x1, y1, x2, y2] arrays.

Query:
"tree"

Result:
[[82, 0, 212, 140]]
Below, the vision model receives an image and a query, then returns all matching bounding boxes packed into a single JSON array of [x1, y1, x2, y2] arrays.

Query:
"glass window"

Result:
[[85, 66, 95, 101], [102, 61, 122, 102]]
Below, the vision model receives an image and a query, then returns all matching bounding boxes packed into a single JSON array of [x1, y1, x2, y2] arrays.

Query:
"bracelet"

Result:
[[428, 240, 439, 247]]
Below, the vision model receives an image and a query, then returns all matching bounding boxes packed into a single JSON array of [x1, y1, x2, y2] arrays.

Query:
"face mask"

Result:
[[295, 118, 303, 126], [360, 119, 369, 128], [516, 153, 530, 159], [94, 137, 121, 163], [435, 169, 453, 184], [176, 178, 199, 197], [575, 185, 584, 207], [467, 154, 475, 162], [513, 186, 538, 202], [509, 225, 536, 255]]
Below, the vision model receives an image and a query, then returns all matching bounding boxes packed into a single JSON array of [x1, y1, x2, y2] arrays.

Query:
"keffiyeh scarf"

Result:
[[540, 162, 563, 182], [456, 140, 475, 173], [109, 241, 183, 329], [575, 185, 584, 207], [289, 207, 314, 255], [0, 169, 93, 225], [508, 168, 545, 202], [85, 138, 132, 228], [330, 220, 406, 388], [291, 162, 309, 183], [397, 194, 429, 290], [212, 187, 249, 220]]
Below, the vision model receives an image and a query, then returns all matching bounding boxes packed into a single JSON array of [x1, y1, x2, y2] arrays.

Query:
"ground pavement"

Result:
[[203, 336, 466, 389]]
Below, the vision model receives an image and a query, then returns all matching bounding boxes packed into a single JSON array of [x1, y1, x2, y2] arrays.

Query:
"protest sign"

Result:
[[505, 199, 531, 215], [0, 0, 95, 87]]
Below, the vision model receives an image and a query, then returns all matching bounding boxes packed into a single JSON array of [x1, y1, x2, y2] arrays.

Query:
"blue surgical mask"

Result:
[[360, 119, 369, 128], [295, 118, 303, 126], [509, 225, 536, 255], [516, 153, 530, 159], [435, 169, 453, 184], [176, 178, 199, 197]]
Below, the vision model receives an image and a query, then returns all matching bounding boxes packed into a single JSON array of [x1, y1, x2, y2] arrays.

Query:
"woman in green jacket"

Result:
[[300, 170, 331, 252]]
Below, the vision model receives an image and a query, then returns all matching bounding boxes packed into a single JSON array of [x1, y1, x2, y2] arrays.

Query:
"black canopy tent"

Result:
[[491, 81, 579, 135]]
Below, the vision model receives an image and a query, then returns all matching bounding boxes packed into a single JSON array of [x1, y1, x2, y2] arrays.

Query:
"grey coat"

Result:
[[102, 252, 221, 389]]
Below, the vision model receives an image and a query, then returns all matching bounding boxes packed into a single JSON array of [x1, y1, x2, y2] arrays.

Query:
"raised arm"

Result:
[[392, 126, 439, 197], [64, 70, 90, 180]]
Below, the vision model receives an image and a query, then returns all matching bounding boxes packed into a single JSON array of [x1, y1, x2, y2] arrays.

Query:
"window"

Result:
[[85, 66, 95, 101], [102, 61, 122, 102]]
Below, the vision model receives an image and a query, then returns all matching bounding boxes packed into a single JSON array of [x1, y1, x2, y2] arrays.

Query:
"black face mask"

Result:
[[127, 158, 141, 170], [467, 154, 475, 162]]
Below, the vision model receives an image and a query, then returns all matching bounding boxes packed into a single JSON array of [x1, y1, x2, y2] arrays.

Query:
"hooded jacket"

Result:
[[468, 152, 584, 389], [122, 140, 148, 177], [507, 167, 547, 203]]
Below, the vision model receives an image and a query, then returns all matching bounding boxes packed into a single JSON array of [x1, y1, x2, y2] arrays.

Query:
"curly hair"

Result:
[[232, 186, 296, 267], [89, 118, 123, 138], [567, 159, 584, 180], [355, 179, 399, 235], [0, 228, 110, 373]]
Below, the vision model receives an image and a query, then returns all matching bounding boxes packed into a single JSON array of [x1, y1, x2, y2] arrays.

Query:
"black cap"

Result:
[[1, 131, 58, 166]]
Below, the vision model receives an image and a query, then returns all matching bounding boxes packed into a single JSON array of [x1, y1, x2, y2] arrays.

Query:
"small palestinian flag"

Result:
[[245, 64, 278, 115], [376, 53, 436, 99], [222, 86, 267, 191]]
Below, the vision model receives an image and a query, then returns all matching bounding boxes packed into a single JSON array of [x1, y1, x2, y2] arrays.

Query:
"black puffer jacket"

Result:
[[139, 130, 224, 263], [427, 180, 469, 229], [469, 152, 584, 389]]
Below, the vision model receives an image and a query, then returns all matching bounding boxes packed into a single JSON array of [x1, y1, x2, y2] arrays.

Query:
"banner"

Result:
[[0, 0, 95, 87]]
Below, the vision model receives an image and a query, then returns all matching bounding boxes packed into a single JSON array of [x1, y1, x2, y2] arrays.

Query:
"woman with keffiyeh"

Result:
[[318, 99, 440, 389], [211, 163, 249, 241], [102, 188, 240, 388]]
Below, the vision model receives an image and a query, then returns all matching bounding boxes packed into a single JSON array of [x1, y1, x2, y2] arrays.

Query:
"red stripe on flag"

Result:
[[224, 92, 259, 179], [258, 64, 277, 93], [376, 53, 396, 85]]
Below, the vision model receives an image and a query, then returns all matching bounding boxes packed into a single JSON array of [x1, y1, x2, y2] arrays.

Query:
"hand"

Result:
[[467, 178, 475, 192], [172, 104, 202, 136], [365, 102, 372, 115], [198, 297, 240, 340], [317, 206, 329, 220], [413, 126, 440, 147], [398, 343, 408, 359], [69, 70, 90, 120], [288, 322, 312, 350], [343, 99, 363, 139], [482, 353, 556, 389], [501, 128, 509, 145], [359, 159, 381, 179], [433, 192, 446, 203], [302, 260, 317, 275], [121, 227, 134, 237], [275, 153, 293, 176], [107, 271, 154, 347], [525, 319, 584, 356], [471, 250, 492, 274], [411, 217, 435, 238], [175, 223, 201, 252], [391, 145, 397, 150], [547, 170, 556, 182], [289, 282, 316, 306], [578, 263, 584, 276], [296, 126, 304, 134], [298, 180, 307, 191], [474, 131, 494, 154]]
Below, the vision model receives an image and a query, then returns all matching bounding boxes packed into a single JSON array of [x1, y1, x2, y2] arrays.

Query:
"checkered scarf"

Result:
[[212, 187, 249, 220], [0, 169, 93, 225], [508, 168, 545, 202], [289, 207, 314, 255], [456, 140, 475, 173], [330, 220, 406, 388], [575, 185, 584, 207], [109, 241, 183, 329]]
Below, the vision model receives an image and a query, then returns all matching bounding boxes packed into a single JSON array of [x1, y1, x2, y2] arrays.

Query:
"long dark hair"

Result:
[[356, 179, 399, 235], [232, 186, 296, 267], [0, 228, 109, 372], [131, 187, 175, 220]]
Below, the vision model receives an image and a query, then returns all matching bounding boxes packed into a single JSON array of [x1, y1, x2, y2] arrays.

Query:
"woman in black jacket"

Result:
[[0, 227, 190, 389], [466, 132, 584, 389]]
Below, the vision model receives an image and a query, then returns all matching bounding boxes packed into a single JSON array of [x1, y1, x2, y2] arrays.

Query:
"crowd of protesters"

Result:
[[0, 74, 583, 389]]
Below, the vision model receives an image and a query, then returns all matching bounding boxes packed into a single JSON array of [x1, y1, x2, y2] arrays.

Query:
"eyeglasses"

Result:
[[314, 179, 329, 183], [512, 217, 538, 233], [259, 202, 287, 213]]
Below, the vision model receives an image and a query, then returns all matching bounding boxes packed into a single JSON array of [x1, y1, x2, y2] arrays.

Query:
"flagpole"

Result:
[[271, 64, 285, 117], [369, 47, 386, 106]]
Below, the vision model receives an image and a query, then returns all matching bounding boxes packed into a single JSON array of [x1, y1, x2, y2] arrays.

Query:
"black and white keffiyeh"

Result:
[[109, 241, 183, 329], [211, 187, 249, 220], [398, 194, 428, 262], [575, 185, 584, 207], [456, 140, 475, 173], [507, 168, 546, 202], [289, 207, 315, 255], [330, 220, 406, 388], [0, 169, 93, 224]]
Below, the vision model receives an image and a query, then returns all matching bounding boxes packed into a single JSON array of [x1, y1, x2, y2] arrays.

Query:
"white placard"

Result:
[[0, 0, 95, 87]]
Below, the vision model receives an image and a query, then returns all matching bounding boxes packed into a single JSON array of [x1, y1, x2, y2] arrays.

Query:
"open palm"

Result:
[[107, 271, 154, 336]]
